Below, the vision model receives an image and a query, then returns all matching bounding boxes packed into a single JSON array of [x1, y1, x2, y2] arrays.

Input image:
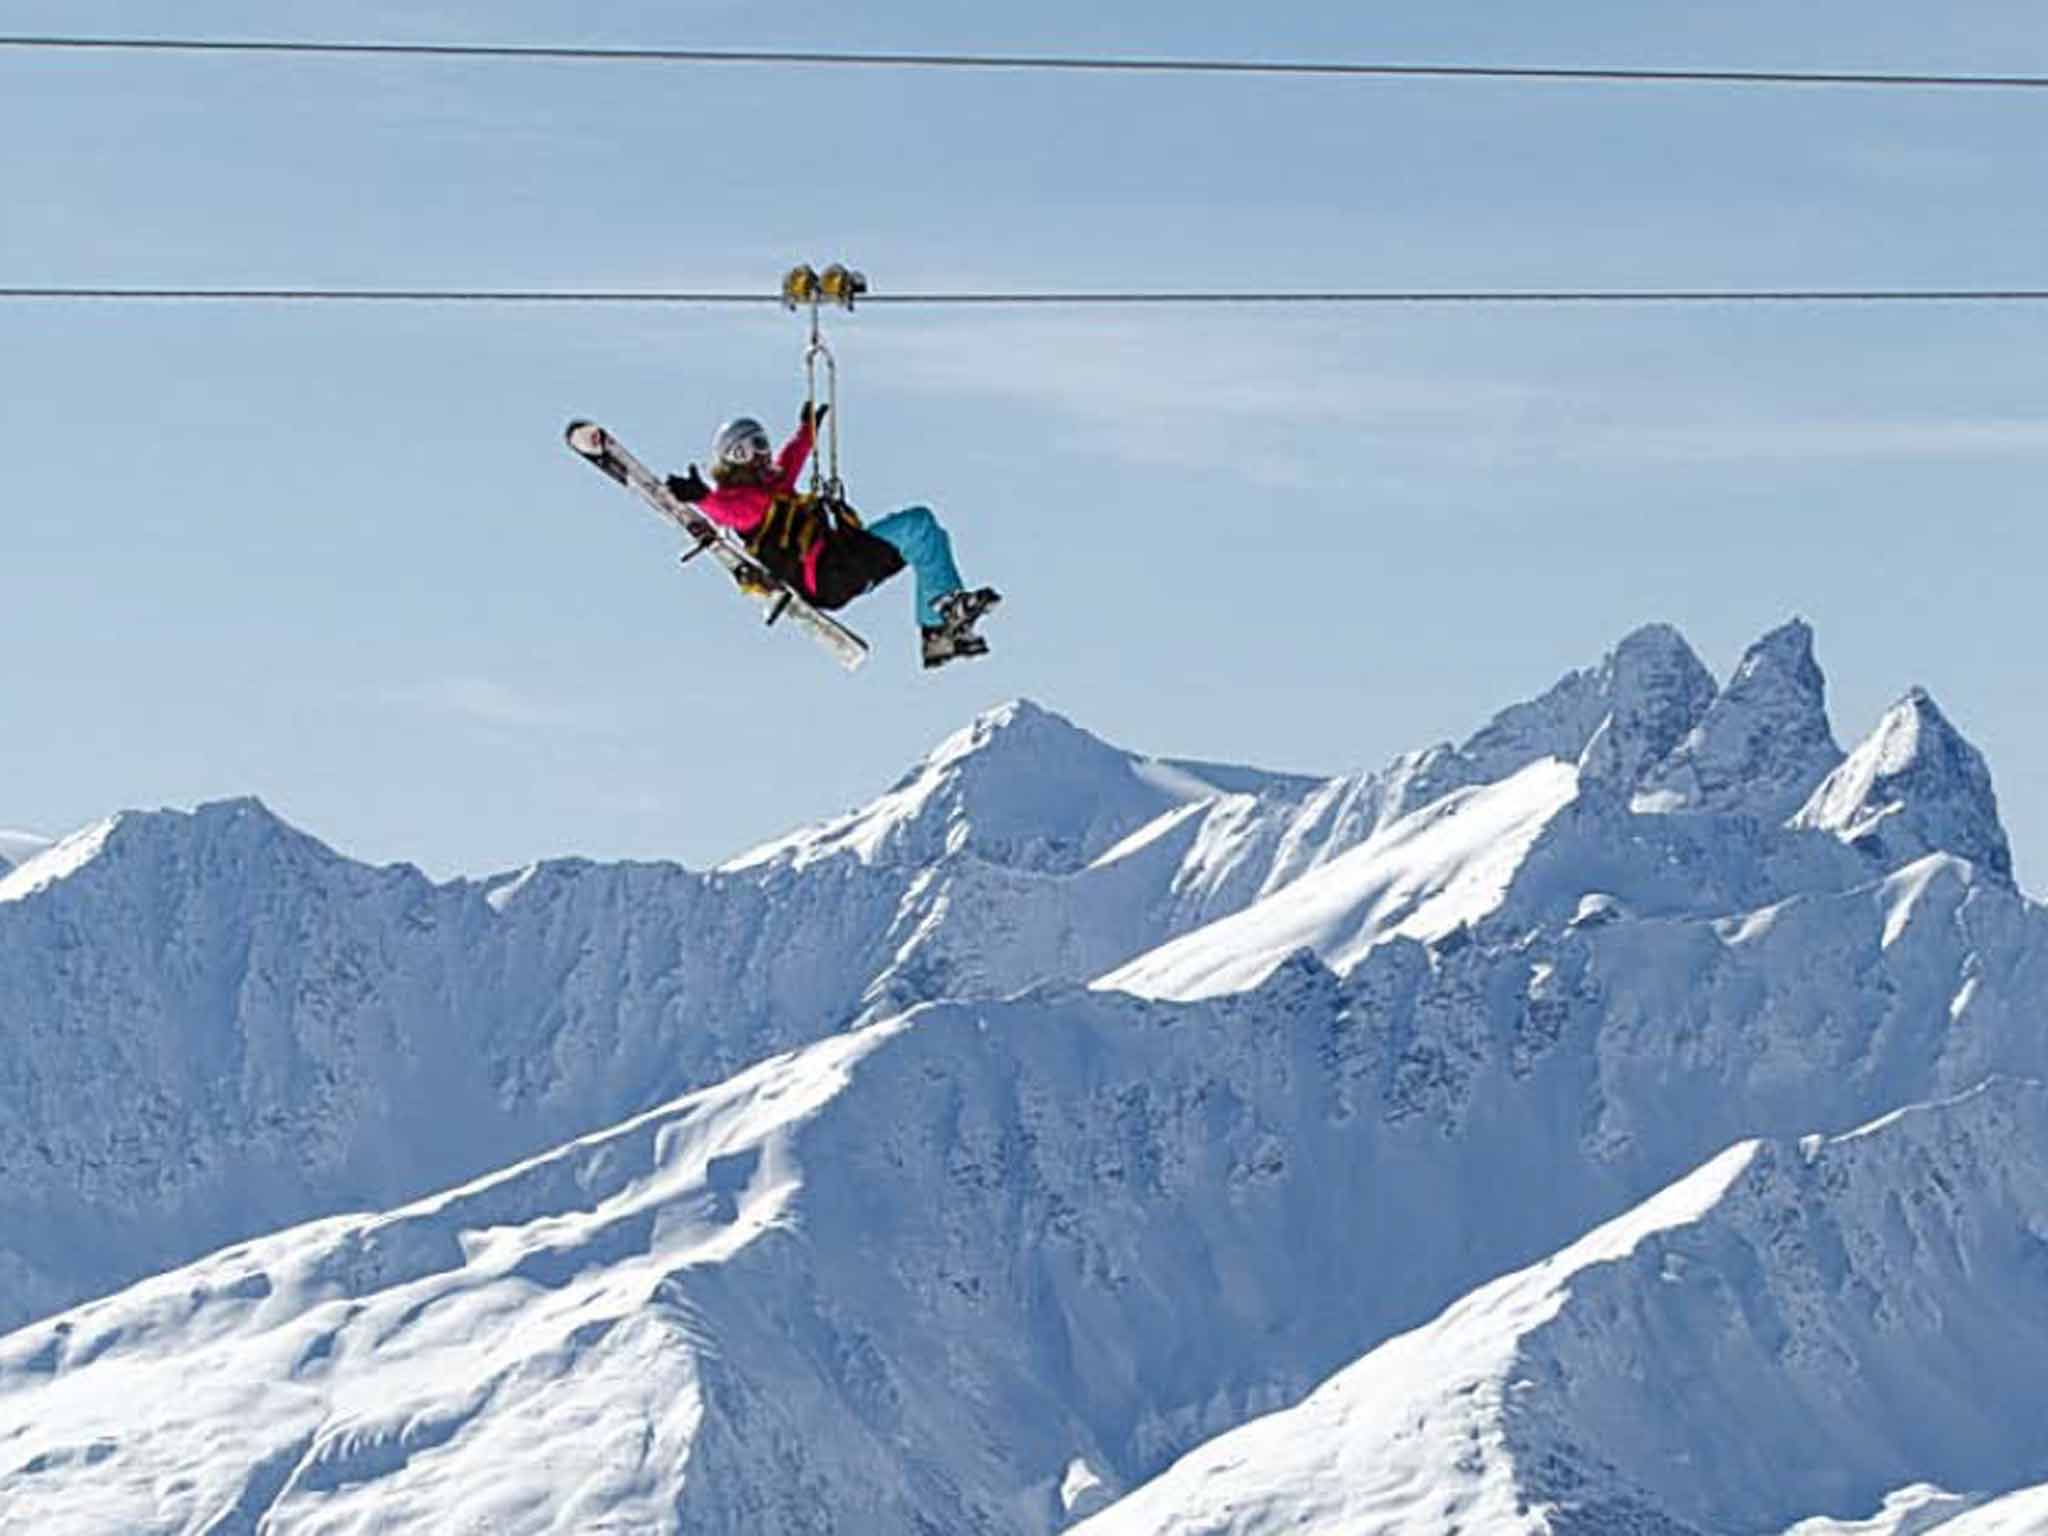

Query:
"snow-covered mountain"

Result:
[[0, 626, 1768, 1334], [6, 951, 2045, 1533], [3, 617, 2046, 1533], [1074, 1078, 2048, 1536], [0, 705, 1368, 1334]]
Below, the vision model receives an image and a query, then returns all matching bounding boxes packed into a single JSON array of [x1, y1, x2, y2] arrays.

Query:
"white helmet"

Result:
[[711, 416, 772, 476]]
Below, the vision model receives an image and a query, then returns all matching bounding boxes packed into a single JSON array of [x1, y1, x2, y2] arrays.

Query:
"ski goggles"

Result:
[[718, 430, 773, 468]]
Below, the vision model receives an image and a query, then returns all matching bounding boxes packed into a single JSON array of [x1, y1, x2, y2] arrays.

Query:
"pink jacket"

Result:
[[696, 422, 827, 593], [697, 421, 814, 539]]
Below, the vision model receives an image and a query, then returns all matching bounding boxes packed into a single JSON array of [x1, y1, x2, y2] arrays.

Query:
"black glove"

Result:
[[665, 465, 710, 503], [800, 401, 830, 431]]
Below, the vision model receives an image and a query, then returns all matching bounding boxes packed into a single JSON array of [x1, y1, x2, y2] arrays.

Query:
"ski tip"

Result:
[[564, 420, 608, 455]]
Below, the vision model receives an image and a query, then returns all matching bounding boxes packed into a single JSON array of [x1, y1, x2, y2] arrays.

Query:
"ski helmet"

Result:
[[711, 416, 773, 476]]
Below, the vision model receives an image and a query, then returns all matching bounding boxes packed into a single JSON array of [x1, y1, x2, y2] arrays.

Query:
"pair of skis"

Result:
[[564, 420, 870, 671]]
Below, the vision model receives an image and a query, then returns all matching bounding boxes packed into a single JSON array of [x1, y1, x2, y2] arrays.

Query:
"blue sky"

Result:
[[5, 1, 2048, 888]]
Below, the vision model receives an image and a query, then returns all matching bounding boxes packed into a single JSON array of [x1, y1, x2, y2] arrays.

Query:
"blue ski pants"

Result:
[[865, 506, 964, 629]]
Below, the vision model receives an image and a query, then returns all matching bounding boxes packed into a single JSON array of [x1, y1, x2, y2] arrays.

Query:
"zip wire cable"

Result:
[[6, 287, 2048, 306], [3, 35, 2048, 92]]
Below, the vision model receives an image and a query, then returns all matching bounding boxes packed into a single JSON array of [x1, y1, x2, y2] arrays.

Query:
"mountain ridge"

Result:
[[1, 622, 2028, 1333], [3, 618, 2044, 1534]]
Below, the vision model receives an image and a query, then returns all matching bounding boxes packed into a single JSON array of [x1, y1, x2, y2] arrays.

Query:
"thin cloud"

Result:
[[1577, 415, 2048, 466], [869, 315, 2048, 475], [862, 312, 1544, 482], [383, 676, 566, 729]]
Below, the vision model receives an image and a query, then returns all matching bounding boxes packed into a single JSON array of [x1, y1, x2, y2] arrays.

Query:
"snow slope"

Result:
[[1100, 757, 1582, 1000], [1075, 1080, 2048, 1536], [1932, 1486, 2048, 1535], [9, 954, 2048, 1534], [8, 865, 2048, 1529], [6, 978, 1528, 1535]]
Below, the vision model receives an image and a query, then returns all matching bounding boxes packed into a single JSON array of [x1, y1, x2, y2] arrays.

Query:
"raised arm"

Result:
[[775, 418, 816, 489]]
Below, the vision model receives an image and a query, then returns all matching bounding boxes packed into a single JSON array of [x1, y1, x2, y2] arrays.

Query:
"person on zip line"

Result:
[[666, 405, 1000, 669]]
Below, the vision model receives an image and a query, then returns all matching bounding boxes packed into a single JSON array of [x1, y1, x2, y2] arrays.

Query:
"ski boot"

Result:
[[935, 587, 1003, 633], [922, 625, 990, 670]]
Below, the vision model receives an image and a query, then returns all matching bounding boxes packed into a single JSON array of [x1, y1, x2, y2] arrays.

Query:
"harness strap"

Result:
[[745, 492, 833, 583]]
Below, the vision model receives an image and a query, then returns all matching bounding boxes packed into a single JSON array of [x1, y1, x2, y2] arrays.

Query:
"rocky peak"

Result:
[[1458, 623, 1716, 792], [1637, 619, 1844, 820], [1792, 687, 2014, 884], [1601, 623, 1722, 783]]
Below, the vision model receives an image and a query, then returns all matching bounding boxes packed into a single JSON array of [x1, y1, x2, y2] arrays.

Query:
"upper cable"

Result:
[[3, 36, 2047, 92]]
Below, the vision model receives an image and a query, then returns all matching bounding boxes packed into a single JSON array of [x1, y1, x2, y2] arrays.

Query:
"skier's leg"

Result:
[[864, 506, 965, 630]]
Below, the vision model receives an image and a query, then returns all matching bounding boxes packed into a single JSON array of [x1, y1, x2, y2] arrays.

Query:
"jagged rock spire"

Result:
[[1458, 623, 1716, 788], [1638, 619, 1844, 821], [1793, 687, 2014, 883], [1580, 624, 1723, 794]]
